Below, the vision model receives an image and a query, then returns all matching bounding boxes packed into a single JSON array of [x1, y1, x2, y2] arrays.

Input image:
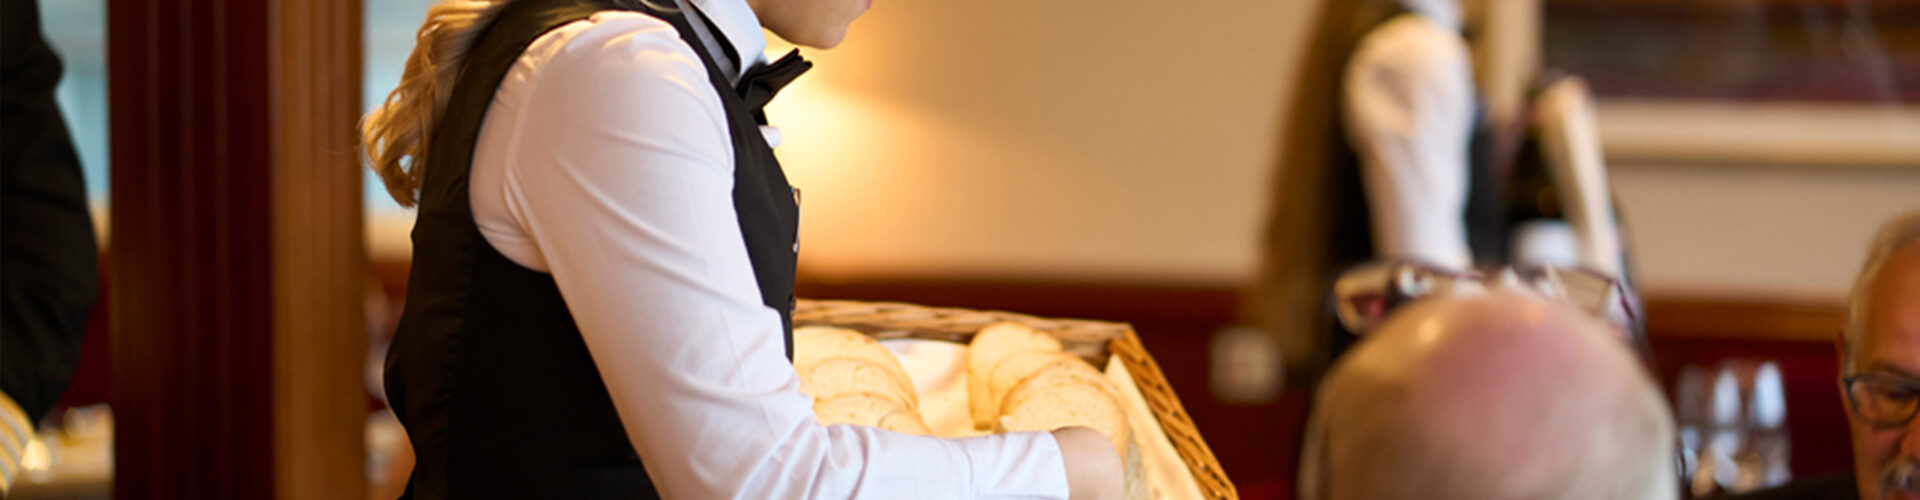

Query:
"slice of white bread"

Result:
[[794, 326, 931, 435], [987, 351, 1087, 420], [812, 392, 932, 435], [799, 358, 916, 411], [877, 408, 934, 435], [967, 323, 1064, 429], [794, 326, 918, 408], [996, 362, 1129, 454], [997, 362, 1148, 500], [813, 392, 901, 426]]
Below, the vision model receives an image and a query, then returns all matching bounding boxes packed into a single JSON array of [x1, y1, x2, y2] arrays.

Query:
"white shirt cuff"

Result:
[[955, 431, 1071, 499]]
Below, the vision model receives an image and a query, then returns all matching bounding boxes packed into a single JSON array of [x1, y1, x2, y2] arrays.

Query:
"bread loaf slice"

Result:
[[798, 358, 917, 410], [967, 323, 1063, 429], [794, 326, 902, 374], [813, 392, 902, 427], [996, 363, 1130, 453], [877, 408, 933, 435], [997, 368, 1144, 500], [987, 351, 1086, 420], [794, 326, 931, 435], [812, 392, 933, 436], [794, 326, 917, 405]]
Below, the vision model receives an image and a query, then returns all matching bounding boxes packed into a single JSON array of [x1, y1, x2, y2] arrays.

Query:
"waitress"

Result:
[[360, 0, 1121, 497], [1251, 0, 1634, 380]]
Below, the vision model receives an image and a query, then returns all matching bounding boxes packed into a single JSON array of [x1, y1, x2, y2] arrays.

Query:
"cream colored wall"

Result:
[[763, 0, 1313, 284], [366, 0, 1919, 301], [765, 0, 1920, 299], [1610, 164, 1920, 300], [1601, 101, 1920, 300]]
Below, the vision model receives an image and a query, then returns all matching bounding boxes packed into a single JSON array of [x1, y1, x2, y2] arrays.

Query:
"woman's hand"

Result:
[[1051, 426, 1123, 500]]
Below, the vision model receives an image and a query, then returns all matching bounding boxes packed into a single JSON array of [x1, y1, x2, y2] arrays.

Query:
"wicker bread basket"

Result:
[[793, 299, 1238, 500]]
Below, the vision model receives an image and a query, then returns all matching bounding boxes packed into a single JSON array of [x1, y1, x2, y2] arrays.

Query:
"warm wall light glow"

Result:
[[762, 68, 982, 280], [763, 73, 882, 198]]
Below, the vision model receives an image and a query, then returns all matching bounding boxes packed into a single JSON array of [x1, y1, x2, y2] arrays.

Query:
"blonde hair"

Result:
[[361, 0, 518, 207], [1246, 0, 1399, 383]]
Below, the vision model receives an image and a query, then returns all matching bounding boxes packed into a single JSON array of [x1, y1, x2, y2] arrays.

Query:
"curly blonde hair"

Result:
[[361, 0, 517, 207]]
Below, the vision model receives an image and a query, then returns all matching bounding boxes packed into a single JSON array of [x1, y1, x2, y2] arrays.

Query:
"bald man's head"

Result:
[[1301, 294, 1676, 500]]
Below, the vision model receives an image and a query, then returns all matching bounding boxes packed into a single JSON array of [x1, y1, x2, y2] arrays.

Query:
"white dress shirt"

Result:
[[464, 1, 1071, 498], [1341, 12, 1477, 271]]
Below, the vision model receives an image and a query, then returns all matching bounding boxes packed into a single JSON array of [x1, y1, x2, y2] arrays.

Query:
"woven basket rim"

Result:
[[792, 298, 1239, 500]]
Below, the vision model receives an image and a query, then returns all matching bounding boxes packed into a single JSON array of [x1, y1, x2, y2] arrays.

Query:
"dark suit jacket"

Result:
[[1, 0, 99, 424], [1722, 475, 1859, 500]]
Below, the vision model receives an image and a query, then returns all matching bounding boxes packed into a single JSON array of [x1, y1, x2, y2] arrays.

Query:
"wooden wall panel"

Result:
[[269, 0, 367, 497], [107, 0, 364, 497]]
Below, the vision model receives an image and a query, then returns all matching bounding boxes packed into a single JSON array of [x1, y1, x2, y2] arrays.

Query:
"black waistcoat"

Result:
[[383, 0, 798, 497]]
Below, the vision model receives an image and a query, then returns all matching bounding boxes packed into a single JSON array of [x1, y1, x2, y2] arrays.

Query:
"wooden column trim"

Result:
[[107, 0, 365, 497], [269, 0, 367, 497]]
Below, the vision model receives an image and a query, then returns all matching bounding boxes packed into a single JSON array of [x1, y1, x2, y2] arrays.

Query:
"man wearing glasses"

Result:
[[1840, 212, 1920, 500], [1734, 211, 1920, 500]]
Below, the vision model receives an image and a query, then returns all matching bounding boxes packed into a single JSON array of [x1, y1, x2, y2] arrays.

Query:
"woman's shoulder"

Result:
[[484, 8, 734, 180], [1351, 13, 1470, 71], [520, 10, 707, 83], [503, 9, 725, 129]]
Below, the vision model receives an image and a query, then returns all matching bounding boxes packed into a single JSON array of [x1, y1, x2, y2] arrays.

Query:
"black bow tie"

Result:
[[737, 49, 812, 125]]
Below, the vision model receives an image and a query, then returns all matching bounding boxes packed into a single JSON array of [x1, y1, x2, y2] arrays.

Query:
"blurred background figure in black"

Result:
[[1249, 0, 1634, 387], [0, 0, 101, 492]]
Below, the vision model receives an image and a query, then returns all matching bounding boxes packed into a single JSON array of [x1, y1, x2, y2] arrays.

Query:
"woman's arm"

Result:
[[471, 13, 1100, 499]]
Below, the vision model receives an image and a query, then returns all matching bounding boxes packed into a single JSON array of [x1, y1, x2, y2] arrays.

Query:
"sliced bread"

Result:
[[799, 357, 917, 410], [986, 351, 1087, 421], [812, 392, 932, 436], [794, 326, 902, 375], [813, 392, 898, 427], [967, 322, 1063, 429], [877, 408, 933, 435]]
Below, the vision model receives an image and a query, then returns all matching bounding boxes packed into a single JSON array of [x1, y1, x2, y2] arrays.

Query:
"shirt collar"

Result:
[[1398, 0, 1463, 32], [686, 0, 769, 78]]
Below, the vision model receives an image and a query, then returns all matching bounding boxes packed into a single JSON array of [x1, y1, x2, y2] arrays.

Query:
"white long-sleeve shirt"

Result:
[[1341, 11, 1477, 271], [464, 2, 1071, 498]]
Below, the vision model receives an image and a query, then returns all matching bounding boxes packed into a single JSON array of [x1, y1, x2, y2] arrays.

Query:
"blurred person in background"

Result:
[[0, 0, 100, 492], [1728, 211, 1920, 500], [1297, 293, 1676, 500], [1248, 0, 1634, 387]]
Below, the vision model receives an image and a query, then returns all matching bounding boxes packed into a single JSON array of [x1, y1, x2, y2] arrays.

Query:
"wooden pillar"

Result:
[[107, 0, 366, 497]]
